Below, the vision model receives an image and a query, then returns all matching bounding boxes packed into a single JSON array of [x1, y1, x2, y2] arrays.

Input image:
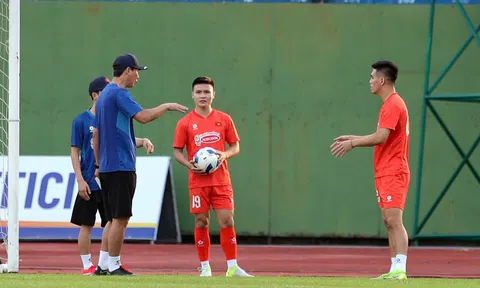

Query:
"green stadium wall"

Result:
[[21, 3, 480, 238]]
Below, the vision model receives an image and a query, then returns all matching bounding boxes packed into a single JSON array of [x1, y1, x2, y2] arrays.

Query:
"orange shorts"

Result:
[[375, 173, 410, 210], [189, 185, 234, 214]]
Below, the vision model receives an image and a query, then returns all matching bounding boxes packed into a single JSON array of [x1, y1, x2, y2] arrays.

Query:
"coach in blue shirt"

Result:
[[94, 53, 188, 276]]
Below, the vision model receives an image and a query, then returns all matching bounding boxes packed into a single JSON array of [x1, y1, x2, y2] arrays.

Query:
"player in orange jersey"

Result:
[[173, 76, 253, 278], [330, 61, 410, 280]]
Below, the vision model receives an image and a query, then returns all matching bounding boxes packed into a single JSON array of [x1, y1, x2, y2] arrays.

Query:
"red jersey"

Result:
[[373, 93, 410, 178], [173, 109, 240, 188]]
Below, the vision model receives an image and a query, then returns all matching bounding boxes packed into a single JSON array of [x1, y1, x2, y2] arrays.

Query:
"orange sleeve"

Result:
[[173, 120, 187, 149], [378, 102, 401, 131], [225, 115, 240, 145]]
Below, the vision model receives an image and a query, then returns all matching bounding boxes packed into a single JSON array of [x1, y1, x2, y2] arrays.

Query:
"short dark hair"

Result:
[[371, 61, 399, 83], [113, 68, 125, 77], [113, 65, 140, 77], [192, 76, 214, 90]]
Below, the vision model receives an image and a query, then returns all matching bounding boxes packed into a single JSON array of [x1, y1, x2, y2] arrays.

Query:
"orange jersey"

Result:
[[373, 93, 410, 178], [173, 109, 240, 188]]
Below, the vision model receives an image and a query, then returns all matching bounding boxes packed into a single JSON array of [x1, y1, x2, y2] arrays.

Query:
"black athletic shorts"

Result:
[[70, 190, 108, 228], [99, 171, 137, 221]]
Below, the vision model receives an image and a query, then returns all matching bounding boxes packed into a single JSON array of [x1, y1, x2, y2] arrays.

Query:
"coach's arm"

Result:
[[351, 128, 391, 148], [133, 103, 188, 124], [93, 128, 100, 166], [135, 137, 154, 154], [135, 138, 147, 148], [93, 128, 100, 177]]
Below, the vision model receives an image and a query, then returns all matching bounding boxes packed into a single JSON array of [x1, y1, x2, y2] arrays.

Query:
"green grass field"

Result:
[[0, 274, 479, 288]]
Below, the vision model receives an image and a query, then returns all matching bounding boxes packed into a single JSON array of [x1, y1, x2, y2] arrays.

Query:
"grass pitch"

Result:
[[0, 274, 479, 288]]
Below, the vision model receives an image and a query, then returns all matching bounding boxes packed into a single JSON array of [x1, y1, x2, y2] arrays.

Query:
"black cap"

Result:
[[89, 76, 110, 96], [113, 53, 148, 72]]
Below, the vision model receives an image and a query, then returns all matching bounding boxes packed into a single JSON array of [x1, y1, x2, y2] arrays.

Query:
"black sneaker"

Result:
[[108, 265, 135, 276], [94, 266, 109, 276]]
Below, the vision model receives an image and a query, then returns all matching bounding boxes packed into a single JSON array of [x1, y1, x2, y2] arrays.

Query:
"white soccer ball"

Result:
[[193, 147, 220, 174]]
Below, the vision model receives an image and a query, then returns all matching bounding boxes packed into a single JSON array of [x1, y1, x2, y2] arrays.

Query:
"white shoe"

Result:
[[198, 265, 212, 277], [225, 265, 254, 277]]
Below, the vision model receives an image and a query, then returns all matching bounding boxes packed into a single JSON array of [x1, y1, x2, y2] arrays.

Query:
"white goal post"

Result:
[[0, 0, 20, 274]]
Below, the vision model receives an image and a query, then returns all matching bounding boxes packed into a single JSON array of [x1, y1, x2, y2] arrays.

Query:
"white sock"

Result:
[[227, 259, 237, 269], [108, 255, 121, 272], [200, 261, 210, 269], [80, 254, 92, 270], [395, 254, 407, 272], [389, 257, 396, 272], [98, 250, 109, 270]]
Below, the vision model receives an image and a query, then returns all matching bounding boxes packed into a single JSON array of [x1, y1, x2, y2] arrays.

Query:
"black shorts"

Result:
[[99, 171, 137, 221], [70, 190, 108, 228]]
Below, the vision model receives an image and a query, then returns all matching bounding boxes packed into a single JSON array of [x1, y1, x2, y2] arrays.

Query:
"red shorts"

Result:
[[375, 173, 410, 210], [189, 185, 234, 214]]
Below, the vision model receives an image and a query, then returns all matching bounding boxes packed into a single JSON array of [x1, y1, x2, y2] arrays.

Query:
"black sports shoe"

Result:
[[94, 266, 109, 276], [108, 265, 135, 276]]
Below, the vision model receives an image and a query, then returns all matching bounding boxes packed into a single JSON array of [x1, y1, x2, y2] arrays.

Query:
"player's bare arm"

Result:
[[173, 147, 205, 174], [93, 128, 100, 178], [216, 142, 240, 164], [330, 128, 391, 158], [134, 103, 188, 124], [334, 135, 363, 142], [70, 146, 91, 201], [351, 128, 390, 147], [135, 137, 154, 154]]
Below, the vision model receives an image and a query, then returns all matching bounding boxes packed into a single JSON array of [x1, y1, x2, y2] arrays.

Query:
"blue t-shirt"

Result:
[[95, 83, 143, 173], [70, 109, 101, 191]]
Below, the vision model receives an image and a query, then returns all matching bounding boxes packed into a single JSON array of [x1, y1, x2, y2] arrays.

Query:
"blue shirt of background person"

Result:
[[95, 54, 146, 173], [71, 76, 111, 193]]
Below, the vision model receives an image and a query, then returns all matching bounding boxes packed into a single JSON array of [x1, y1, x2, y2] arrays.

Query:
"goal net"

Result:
[[0, 0, 20, 274]]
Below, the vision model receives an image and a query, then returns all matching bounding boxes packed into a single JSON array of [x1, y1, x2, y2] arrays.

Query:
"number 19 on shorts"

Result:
[[192, 195, 201, 209]]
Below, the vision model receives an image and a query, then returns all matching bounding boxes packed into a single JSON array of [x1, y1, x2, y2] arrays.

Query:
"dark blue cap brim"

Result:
[[134, 65, 148, 70]]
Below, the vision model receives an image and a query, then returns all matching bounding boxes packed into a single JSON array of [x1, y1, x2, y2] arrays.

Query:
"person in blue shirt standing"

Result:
[[94, 53, 188, 276], [72, 75, 155, 276], [70, 76, 111, 276]]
